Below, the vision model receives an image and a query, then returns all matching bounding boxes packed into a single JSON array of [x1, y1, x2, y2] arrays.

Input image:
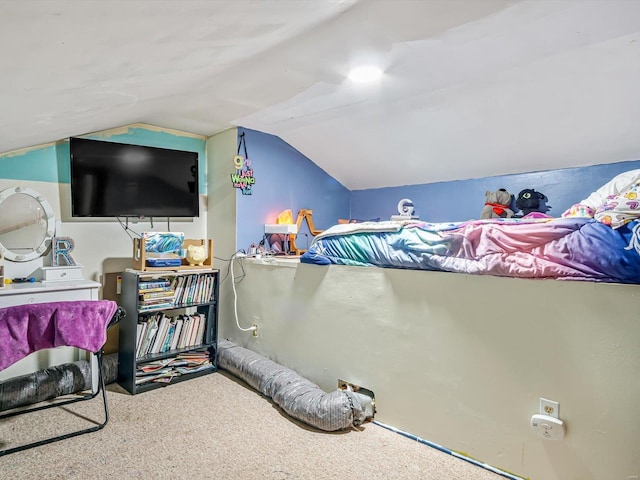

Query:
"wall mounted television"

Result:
[[70, 137, 199, 218]]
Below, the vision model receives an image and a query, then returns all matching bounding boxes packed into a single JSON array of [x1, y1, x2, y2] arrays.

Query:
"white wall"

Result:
[[206, 128, 239, 337], [221, 260, 640, 480]]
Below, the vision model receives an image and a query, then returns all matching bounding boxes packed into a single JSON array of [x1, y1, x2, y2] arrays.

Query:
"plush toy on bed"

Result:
[[480, 189, 514, 219], [514, 189, 551, 218]]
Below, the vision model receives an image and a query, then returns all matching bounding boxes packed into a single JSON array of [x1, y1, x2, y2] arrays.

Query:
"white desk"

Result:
[[0, 279, 101, 387]]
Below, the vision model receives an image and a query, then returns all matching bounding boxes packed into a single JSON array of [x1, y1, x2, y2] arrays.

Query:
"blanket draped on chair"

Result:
[[0, 300, 118, 371]]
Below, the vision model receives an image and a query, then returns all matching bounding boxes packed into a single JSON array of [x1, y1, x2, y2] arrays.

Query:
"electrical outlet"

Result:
[[540, 398, 559, 419], [251, 316, 259, 337]]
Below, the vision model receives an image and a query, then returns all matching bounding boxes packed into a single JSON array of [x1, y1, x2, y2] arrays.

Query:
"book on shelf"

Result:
[[140, 296, 175, 305], [135, 323, 146, 357], [136, 311, 208, 358], [138, 282, 176, 312], [171, 276, 185, 304], [160, 319, 177, 353], [137, 316, 159, 358], [135, 370, 178, 385], [177, 315, 191, 349], [187, 315, 199, 346], [196, 313, 206, 344], [170, 318, 184, 351], [178, 275, 194, 305], [150, 314, 170, 354], [138, 279, 171, 291], [140, 290, 175, 300], [134, 350, 213, 385], [170, 273, 215, 306], [174, 364, 213, 375], [138, 286, 173, 294], [139, 302, 174, 313], [136, 366, 173, 377], [137, 358, 172, 372]]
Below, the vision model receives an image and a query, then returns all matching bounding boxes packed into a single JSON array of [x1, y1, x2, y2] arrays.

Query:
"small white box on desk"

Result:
[[264, 224, 298, 234], [40, 265, 84, 283]]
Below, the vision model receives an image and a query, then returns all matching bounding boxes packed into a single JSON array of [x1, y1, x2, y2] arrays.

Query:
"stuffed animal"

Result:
[[480, 189, 514, 219], [514, 189, 550, 218]]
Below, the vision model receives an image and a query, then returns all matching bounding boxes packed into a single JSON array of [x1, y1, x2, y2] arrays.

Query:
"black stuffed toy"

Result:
[[514, 189, 550, 218]]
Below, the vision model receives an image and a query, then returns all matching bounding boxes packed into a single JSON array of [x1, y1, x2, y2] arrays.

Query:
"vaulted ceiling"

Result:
[[2, 1, 640, 189]]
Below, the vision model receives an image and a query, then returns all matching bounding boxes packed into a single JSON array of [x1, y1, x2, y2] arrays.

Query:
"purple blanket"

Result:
[[0, 300, 118, 371]]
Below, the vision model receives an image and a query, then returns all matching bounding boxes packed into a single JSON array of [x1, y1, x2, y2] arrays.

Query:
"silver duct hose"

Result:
[[218, 339, 374, 431], [0, 353, 118, 412]]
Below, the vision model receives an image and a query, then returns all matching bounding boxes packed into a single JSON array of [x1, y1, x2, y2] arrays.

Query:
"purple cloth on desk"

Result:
[[0, 300, 118, 371]]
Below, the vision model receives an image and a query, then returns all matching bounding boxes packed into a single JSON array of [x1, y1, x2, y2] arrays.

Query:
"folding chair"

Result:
[[0, 300, 125, 456]]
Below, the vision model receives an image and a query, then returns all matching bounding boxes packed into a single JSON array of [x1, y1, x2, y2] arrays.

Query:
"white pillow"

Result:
[[579, 169, 640, 210], [562, 169, 640, 224]]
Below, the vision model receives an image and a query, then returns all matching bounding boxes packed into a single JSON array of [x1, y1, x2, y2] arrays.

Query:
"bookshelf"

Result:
[[117, 268, 219, 395]]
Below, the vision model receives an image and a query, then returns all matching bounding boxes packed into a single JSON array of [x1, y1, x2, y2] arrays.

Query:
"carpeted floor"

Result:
[[0, 371, 507, 480]]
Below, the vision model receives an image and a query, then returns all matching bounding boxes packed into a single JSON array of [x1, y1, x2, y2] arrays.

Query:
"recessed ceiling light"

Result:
[[348, 65, 383, 83]]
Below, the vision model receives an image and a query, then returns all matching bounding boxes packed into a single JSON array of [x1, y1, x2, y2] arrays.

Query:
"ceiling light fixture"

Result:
[[348, 65, 383, 83]]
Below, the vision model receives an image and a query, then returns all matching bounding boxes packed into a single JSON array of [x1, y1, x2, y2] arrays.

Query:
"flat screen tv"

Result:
[[70, 137, 199, 218]]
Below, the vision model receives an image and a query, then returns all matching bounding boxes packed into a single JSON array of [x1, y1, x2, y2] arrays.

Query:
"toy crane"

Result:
[[289, 209, 323, 256]]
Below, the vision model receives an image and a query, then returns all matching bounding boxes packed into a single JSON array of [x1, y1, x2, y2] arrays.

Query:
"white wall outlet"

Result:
[[540, 398, 559, 419], [251, 316, 259, 337]]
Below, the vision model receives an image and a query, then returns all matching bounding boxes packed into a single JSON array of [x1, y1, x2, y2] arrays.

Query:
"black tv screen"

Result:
[[70, 138, 199, 218]]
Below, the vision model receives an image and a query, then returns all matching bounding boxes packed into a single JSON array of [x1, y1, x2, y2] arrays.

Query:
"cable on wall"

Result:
[[117, 217, 143, 240], [229, 253, 257, 332]]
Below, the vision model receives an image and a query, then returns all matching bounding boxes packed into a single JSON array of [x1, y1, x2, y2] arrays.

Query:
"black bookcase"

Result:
[[117, 269, 219, 395]]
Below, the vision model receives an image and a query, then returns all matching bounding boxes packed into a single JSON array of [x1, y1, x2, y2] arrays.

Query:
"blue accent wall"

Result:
[[351, 160, 640, 222], [0, 144, 60, 183], [234, 128, 640, 246], [235, 128, 350, 251]]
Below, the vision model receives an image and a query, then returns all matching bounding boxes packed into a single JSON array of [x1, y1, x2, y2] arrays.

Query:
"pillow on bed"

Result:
[[592, 180, 640, 228], [562, 169, 640, 227], [338, 218, 380, 224]]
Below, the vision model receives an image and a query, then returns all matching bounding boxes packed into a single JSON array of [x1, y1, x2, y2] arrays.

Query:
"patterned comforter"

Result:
[[299, 218, 640, 283]]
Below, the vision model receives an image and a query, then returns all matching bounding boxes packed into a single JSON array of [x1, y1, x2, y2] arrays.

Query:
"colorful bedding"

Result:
[[299, 218, 640, 283]]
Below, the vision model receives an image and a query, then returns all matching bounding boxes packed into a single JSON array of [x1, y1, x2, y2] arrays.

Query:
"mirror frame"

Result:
[[0, 186, 56, 262]]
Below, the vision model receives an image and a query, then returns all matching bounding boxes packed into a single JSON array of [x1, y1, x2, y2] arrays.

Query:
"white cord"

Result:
[[230, 254, 257, 332]]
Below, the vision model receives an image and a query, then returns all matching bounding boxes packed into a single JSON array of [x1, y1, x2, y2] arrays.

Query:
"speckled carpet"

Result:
[[0, 371, 506, 480]]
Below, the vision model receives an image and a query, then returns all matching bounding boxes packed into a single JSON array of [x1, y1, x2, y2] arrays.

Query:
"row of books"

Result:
[[136, 312, 207, 358], [135, 351, 213, 385], [138, 278, 171, 292], [170, 273, 216, 306], [138, 278, 175, 312]]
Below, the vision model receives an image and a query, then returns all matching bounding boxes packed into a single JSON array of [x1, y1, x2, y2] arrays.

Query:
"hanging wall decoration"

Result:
[[230, 132, 255, 195]]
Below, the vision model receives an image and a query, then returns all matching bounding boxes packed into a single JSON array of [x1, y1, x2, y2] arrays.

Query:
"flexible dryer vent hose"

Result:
[[218, 339, 373, 432], [0, 353, 118, 412]]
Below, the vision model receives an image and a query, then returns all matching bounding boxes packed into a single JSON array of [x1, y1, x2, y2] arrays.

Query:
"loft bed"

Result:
[[300, 170, 640, 284]]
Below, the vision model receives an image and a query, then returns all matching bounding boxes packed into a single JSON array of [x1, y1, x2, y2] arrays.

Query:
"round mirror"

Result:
[[0, 187, 55, 262]]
